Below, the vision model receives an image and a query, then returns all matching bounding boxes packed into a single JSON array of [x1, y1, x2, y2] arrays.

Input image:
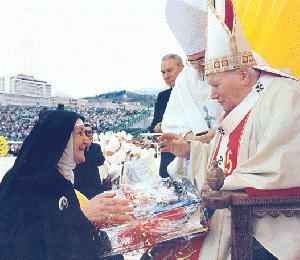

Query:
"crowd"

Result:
[[93, 131, 159, 189], [0, 105, 148, 143], [0, 106, 41, 142], [72, 108, 145, 132]]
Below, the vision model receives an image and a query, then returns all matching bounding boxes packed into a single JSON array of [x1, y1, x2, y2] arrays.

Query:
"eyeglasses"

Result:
[[186, 56, 205, 67]]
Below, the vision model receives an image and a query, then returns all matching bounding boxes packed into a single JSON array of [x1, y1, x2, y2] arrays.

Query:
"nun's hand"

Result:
[[81, 192, 134, 229]]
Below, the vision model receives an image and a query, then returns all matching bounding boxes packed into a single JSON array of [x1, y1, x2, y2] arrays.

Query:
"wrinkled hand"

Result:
[[194, 129, 216, 144], [81, 192, 134, 229], [154, 122, 162, 133], [201, 180, 211, 195], [158, 133, 190, 159]]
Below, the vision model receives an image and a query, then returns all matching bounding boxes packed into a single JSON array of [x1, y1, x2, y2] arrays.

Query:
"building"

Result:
[[0, 74, 149, 110], [0, 74, 52, 106], [53, 96, 90, 107]]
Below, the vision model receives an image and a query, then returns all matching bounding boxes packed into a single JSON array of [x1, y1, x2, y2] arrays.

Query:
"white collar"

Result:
[[57, 133, 76, 184]]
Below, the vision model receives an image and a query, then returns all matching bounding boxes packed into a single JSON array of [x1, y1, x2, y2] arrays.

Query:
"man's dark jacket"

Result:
[[148, 87, 175, 178], [74, 142, 105, 199], [148, 88, 172, 133]]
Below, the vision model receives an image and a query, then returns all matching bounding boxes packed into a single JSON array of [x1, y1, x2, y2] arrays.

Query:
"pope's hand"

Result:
[[158, 133, 190, 159], [195, 129, 216, 144], [81, 192, 134, 229]]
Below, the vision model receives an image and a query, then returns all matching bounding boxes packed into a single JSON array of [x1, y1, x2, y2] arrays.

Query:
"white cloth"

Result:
[[93, 133, 99, 142], [121, 141, 133, 153], [99, 149, 127, 181], [106, 136, 119, 153], [182, 73, 300, 259], [57, 119, 84, 184], [125, 148, 158, 184], [162, 65, 223, 135], [165, 0, 206, 55], [124, 134, 133, 141], [129, 146, 141, 161]]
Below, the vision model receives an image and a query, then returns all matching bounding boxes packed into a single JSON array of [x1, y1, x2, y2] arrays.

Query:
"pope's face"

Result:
[[161, 58, 183, 87], [73, 125, 91, 164], [208, 71, 246, 115]]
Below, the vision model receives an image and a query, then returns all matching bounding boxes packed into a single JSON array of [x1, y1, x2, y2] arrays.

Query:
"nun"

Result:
[[0, 110, 132, 259]]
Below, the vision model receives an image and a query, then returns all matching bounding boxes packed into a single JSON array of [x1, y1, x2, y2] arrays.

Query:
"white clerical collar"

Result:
[[217, 75, 268, 136]]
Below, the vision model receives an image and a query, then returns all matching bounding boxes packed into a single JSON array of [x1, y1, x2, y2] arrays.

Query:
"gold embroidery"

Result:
[[225, 149, 233, 176], [201, 94, 211, 101], [175, 239, 197, 259], [176, 250, 196, 260]]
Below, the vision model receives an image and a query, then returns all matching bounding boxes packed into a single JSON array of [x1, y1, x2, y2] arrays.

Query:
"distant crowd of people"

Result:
[[72, 107, 143, 132], [0, 105, 148, 144]]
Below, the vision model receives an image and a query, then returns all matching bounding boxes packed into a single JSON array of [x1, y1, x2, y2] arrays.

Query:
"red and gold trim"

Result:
[[211, 110, 251, 176], [224, 110, 251, 177], [205, 52, 256, 74]]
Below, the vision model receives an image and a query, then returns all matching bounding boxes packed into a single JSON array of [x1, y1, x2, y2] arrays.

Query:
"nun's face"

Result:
[[73, 125, 91, 164]]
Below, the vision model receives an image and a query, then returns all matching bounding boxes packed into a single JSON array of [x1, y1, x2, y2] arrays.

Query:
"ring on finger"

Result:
[[108, 212, 113, 220]]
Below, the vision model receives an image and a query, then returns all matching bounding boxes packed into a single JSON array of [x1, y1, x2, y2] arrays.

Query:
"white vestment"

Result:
[[125, 148, 158, 184], [99, 149, 127, 181], [161, 65, 223, 135], [121, 141, 132, 153], [175, 73, 300, 259]]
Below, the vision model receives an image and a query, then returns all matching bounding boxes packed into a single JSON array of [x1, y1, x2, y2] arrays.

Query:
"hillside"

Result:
[[84, 90, 157, 107]]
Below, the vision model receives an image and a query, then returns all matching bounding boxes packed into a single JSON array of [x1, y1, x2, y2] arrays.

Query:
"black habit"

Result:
[[0, 110, 121, 260]]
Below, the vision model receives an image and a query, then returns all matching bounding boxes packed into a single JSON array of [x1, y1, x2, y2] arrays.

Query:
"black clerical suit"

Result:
[[149, 88, 175, 178], [74, 142, 105, 200]]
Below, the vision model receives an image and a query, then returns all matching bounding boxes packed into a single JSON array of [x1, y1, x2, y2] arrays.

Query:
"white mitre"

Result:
[[205, 0, 256, 75], [165, 0, 207, 55], [205, 0, 297, 79]]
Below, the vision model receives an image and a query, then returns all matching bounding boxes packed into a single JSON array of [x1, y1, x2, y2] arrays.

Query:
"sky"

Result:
[[1, 1, 186, 98]]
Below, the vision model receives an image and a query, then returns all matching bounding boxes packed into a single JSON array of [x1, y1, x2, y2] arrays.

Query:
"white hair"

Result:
[[226, 67, 260, 78]]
